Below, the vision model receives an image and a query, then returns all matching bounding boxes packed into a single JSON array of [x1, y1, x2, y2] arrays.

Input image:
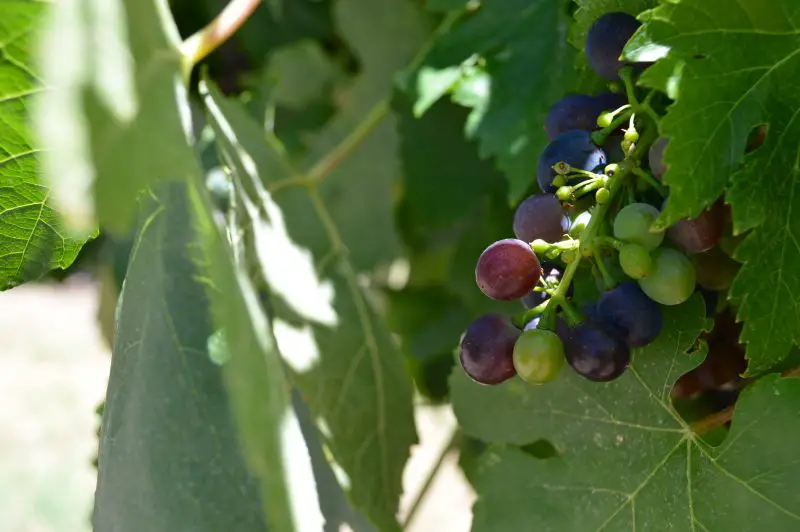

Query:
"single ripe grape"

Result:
[[613, 202, 665, 250], [459, 314, 520, 385], [648, 137, 668, 180], [537, 130, 607, 193], [569, 210, 592, 237], [637, 247, 696, 305], [691, 247, 740, 291], [596, 282, 663, 348], [667, 202, 724, 254], [513, 194, 570, 243], [475, 239, 542, 300], [545, 93, 627, 139], [559, 320, 631, 381], [513, 329, 565, 384], [585, 12, 645, 80], [618, 243, 652, 279], [545, 94, 599, 139]]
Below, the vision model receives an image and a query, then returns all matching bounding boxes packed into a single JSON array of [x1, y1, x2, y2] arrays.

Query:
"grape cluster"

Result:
[[458, 12, 740, 388]]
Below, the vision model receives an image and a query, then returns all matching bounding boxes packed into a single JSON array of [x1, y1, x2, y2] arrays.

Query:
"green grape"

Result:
[[595, 187, 610, 204], [557, 186, 573, 201], [624, 128, 639, 143], [619, 243, 652, 279], [597, 112, 613, 127], [638, 248, 696, 305], [613, 202, 665, 250], [513, 329, 565, 384]]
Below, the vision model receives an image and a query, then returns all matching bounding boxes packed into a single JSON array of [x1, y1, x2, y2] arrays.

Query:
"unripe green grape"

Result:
[[638, 248, 696, 305], [624, 128, 639, 143], [604, 163, 619, 176], [613, 203, 665, 250], [553, 161, 571, 175], [513, 329, 565, 384], [557, 186, 573, 201], [619, 243, 652, 279], [531, 239, 550, 254], [552, 175, 567, 188], [596, 187, 610, 204], [597, 112, 613, 128]]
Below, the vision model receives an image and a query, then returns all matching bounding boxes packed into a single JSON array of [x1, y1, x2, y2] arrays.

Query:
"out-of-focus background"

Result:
[[0, 278, 474, 532]]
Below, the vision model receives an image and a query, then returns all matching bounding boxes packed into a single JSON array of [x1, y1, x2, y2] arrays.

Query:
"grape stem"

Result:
[[593, 249, 616, 289], [632, 167, 668, 197], [591, 107, 634, 145], [179, 0, 263, 82]]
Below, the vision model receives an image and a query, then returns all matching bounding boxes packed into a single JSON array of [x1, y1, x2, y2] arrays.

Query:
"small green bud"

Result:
[[553, 161, 571, 175], [556, 186, 573, 201], [624, 128, 639, 143], [604, 163, 620, 176], [595, 187, 611, 204], [531, 239, 550, 255], [597, 112, 613, 128], [552, 175, 567, 188]]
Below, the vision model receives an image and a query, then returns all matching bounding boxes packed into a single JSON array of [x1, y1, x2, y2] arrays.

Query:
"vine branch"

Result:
[[180, 0, 262, 81], [691, 367, 800, 435]]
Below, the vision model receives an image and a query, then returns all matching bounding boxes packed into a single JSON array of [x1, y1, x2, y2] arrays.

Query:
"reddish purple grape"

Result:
[[667, 202, 724, 254], [459, 314, 520, 385], [475, 239, 542, 300], [513, 194, 570, 243]]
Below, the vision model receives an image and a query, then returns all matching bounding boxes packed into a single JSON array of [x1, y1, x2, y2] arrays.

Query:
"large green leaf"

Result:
[[407, 0, 576, 203], [93, 183, 268, 531], [35, 0, 197, 234], [201, 80, 417, 532], [0, 1, 90, 289], [453, 295, 800, 530], [639, 0, 800, 373]]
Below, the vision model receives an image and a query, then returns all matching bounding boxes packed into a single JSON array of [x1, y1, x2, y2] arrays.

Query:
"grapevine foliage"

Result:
[[3, 0, 800, 531]]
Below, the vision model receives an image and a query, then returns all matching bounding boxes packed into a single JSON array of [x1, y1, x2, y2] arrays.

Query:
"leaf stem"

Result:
[[632, 167, 667, 197], [179, 0, 262, 82]]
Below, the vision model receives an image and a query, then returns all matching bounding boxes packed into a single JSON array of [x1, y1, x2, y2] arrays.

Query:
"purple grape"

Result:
[[595, 282, 662, 348], [544, 93, 626, 139], [648, 137, 668, 180], [667, 202, 724, 254], [475, 239, 542, 300], [513, 194, 570, 243], [537, 130, 607, 193], [459, 314, 520, 385], [559, 321, 631, 382], [585, 12, 646, 80]]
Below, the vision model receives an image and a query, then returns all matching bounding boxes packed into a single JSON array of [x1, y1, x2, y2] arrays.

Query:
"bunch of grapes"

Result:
[[458, 13, 741, 388]]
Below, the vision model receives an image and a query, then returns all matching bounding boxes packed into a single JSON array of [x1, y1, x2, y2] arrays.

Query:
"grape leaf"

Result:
[[640, 0, 800, 373], [410, 0, 576, 203], [94, 182, 321, 532], [453, 296, 800, 529], [35, 0, 197, 234], [0, 1, 90, 289], [201, 81, 417, 532]]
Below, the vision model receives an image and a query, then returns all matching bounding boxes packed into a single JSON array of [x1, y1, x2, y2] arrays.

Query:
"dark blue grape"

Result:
[[545, 93, 629, 139], [559, 320, 631, 381], [595, 92, 628, 114], [596, 282, 663, 348], [585, 12, 644, 80], [603, 134, 626, 162], [513, 194, 570, 243], [537, 130, 607, 193], [476, 239, 542, 300], [459, 314, 520, 385]]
